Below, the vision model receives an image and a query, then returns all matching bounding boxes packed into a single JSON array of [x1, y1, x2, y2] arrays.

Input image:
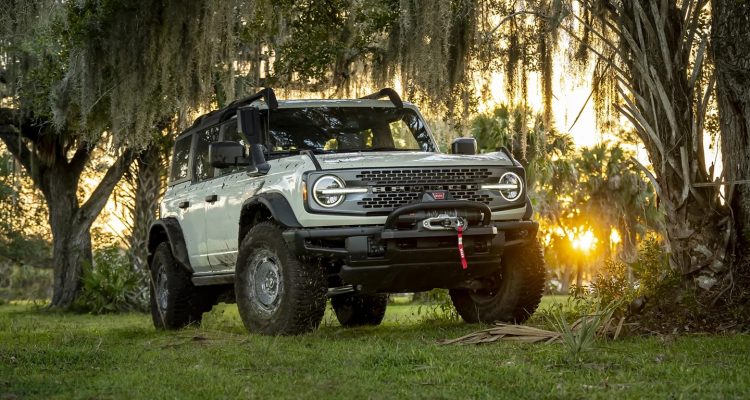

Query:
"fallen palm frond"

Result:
[[439, 323, 562, 345], [439, 306, 625, 346]]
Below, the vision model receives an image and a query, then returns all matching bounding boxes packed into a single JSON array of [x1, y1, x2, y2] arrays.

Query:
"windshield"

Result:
[[261, 107, 436, 154]]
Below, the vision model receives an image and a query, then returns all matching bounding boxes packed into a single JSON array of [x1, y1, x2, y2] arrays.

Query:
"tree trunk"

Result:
[[129, 145, 164, 272], [40, 159, 87, 307], [612, 1, 731, 287], [49, 223, 92, 306], [41, 163, 97, 308], [560, 264, 572, 295], [713, 0, 750, 269]]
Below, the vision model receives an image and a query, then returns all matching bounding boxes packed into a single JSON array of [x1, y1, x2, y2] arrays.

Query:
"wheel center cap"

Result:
[[254, 257, 280, 307]]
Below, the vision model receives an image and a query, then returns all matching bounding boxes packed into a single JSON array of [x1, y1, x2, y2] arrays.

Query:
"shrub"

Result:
[[589, 259, 636, 306], [416, 289, 459, 322], [75, 246, 149, 314], [631, 235, 675, 296], [587, 235, 674, 315], [0, 262, 52, 301]]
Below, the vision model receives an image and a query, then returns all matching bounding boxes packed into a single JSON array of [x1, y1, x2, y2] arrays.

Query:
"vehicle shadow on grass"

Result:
[[199, 302, 478, 342]]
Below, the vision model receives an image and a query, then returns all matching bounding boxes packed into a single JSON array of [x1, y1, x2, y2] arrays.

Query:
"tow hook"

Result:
[[421, 213, 468, 231]]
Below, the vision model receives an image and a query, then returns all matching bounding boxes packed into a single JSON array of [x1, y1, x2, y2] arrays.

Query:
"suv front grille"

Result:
[[356, 168, 492, 185], [355, 168, 495, 210]]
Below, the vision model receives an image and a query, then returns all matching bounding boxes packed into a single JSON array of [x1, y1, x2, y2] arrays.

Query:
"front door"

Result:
[[204, 118, 250, 271]]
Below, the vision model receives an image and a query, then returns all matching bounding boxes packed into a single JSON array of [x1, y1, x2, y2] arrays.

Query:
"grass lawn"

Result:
[[1, 297, 748, 399]]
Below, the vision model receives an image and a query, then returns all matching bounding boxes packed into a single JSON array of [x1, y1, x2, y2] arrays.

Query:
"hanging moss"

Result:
[[4, 0, 570, 147]]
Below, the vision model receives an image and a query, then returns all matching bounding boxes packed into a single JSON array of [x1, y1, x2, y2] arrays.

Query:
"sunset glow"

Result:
[[571, 229, 597, 253]]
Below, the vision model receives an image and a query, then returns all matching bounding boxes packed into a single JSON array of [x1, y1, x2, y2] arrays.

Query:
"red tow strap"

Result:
[[457, 225, 468, 270]]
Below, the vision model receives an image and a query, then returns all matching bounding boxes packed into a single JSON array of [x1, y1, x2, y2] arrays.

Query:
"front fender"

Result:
[[241, 192, 301, 228], [148, 217, 192, 272]]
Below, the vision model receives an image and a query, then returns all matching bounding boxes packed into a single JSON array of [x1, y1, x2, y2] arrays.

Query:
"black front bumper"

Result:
[[283, 202, 538, 292]]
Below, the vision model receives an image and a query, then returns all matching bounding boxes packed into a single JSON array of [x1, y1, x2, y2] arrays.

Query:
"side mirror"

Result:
[[209, 141, 250, 169], [451, 137, 477, 155]]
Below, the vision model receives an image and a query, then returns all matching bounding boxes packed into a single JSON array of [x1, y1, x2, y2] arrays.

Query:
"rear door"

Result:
[[187, 126, 221, 271]]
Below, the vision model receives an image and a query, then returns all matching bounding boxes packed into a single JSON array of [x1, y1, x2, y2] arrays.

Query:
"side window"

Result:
[[218, 119, 245, 176], [170, 134, 193, 182], [221, 119, 242, 143], [193, 126, 220, 181]]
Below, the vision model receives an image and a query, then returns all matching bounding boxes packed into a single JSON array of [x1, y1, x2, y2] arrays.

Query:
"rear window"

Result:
[[218, 119, 244, 176], [170, 134, 192, 182], [193, 127, 220, 181]]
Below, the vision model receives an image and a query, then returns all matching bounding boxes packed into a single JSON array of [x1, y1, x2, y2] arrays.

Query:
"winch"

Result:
[[420, 212, 467, 231], [394, 209, 482, 230]]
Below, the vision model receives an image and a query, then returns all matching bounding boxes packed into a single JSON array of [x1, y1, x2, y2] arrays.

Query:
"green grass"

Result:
[[1, 299, 748, 399]]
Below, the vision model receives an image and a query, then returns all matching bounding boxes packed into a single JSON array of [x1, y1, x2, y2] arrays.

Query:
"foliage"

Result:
[[631, 235, 675, 296], [589, 259, 635, 307], [0, 262, 52, 301], [414, 289, 459, 322], [74, 246, 148, 314], [585, 236, 675, 319], [545, 299, 620, 363], [574, 144, 661, 255], [0, 150, 51, 265]]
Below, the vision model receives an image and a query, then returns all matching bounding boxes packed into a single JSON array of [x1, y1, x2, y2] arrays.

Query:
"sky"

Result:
[[479, 67, 601, 149]]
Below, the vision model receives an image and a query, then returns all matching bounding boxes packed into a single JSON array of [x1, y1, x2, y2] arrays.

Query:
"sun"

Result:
[[571, 229, 597, 253]]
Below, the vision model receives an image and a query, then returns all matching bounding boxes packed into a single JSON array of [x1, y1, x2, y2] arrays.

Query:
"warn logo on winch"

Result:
[[424, 190, 451, 201]]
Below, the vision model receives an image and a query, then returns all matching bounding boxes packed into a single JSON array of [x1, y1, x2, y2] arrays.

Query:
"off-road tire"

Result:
[[331, 293, 388, 327], [235, 222, 327, 335], [149, 242, 205, 329], [450, 238, 546, 324]]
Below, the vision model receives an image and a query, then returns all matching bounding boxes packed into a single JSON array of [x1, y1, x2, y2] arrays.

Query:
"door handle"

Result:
[[178, 201, 190, 209], [205, 194, 218, 203]]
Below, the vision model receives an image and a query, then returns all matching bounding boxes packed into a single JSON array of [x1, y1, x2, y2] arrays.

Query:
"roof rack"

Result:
[[188, 88, 278, 131], [360, 88, 404, 109]]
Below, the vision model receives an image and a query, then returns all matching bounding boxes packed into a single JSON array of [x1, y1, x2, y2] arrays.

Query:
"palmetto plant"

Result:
[[546, 300, 621, 362]]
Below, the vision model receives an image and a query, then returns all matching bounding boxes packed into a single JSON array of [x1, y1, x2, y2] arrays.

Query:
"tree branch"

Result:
[[488, 11, 541, 36], [0, 129, 43, 186], [68, 144, 92, 181], [76, 149, 136, 228]]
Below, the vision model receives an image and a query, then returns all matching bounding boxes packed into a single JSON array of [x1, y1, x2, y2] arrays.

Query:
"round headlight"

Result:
[[498, 172, 523, 201], [312, 175, 346, 207]]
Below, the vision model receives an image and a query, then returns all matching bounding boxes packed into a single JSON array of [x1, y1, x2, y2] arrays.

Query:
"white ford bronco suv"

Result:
[[147, 88, 546, 335]]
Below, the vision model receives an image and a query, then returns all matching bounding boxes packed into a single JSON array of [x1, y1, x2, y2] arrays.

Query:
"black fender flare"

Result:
[[239, 192, 301, 243], [522, 197, 533, 220], [148, 217, 193, 272]]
